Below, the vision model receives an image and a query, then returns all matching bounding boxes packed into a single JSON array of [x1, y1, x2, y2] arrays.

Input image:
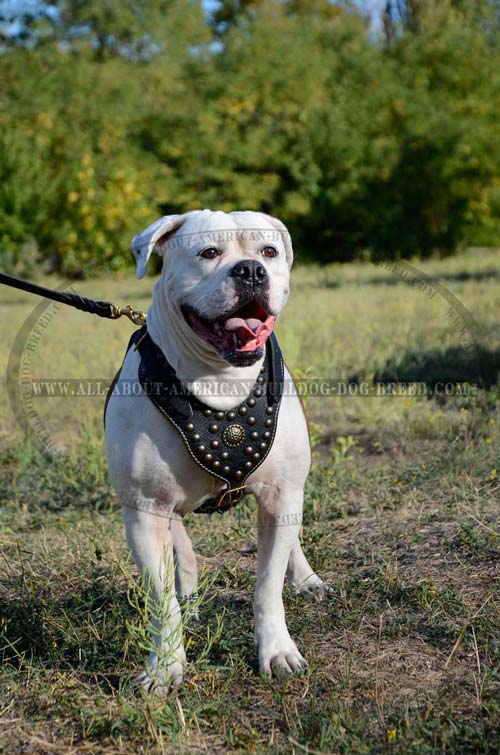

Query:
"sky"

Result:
[[202, 0, 386, 27], [0, 0, 386, 21], [0, 0, 386, 34]]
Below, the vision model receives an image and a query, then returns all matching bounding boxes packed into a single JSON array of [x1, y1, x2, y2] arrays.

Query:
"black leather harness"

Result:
[[105, 326, 284, 514]]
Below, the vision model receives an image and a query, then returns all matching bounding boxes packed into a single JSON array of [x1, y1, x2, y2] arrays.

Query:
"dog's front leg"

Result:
[[254, 484, 306, 675], [123, 504, 186, 692], [171, 517, 199, 619]]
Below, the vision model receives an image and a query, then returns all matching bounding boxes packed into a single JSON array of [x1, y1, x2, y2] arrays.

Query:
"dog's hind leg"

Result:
[[286, 539, 332, 600], [122, 504, 185, 693], [171, 517, 199, 616]]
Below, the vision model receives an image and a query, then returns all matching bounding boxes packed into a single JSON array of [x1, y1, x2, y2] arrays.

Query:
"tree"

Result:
[[0, 0, 499, 273]]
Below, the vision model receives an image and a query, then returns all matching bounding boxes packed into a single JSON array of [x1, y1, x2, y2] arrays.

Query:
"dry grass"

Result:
[[1, 249, 500, 753]]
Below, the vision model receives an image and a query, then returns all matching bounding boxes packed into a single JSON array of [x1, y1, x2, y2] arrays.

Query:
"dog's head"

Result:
[[132, 209, 293, 366]]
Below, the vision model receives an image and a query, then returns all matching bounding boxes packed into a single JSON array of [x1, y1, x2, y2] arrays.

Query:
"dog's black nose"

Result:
[[230, 260, 267, 286]]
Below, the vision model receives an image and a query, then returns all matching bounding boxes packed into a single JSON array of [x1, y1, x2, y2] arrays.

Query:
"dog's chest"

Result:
[[107, 326, 285, 514]]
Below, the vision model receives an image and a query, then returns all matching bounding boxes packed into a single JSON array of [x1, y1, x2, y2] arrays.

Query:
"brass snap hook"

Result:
[[110, 304, 147, 326]]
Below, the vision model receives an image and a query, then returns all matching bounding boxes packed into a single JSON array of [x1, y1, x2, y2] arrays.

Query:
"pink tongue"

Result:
[[224, 315, 275, 352]]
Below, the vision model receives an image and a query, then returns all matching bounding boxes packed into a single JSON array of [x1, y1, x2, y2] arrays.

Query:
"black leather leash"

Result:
[[0, 271, 147, 325]]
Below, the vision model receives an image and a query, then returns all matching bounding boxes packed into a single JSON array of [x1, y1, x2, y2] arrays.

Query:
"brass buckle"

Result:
[[216, 485, 246, 512], [110, 304, 147, 326]]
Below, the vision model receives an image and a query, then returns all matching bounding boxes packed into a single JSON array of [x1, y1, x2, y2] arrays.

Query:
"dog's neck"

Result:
[[146, 277, 264, 410]]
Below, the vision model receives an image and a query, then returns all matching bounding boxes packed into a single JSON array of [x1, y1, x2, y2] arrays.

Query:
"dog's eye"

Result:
[[199, 247, 220, 260], [261, 246, 278, 258]]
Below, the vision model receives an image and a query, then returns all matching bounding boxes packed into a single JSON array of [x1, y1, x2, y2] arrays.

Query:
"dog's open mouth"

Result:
[[182, 300, 275, 358]]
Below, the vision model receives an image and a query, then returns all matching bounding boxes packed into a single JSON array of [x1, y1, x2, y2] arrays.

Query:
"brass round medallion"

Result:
[[222, 423, 245, 447]]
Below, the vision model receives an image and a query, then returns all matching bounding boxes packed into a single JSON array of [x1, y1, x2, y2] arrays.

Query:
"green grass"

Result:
[[1, 249, 500, 753]]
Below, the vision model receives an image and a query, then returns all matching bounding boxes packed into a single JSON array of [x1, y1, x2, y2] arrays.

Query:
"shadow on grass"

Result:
[[0, 568, 250, 679], [323, 267, 500, 289], [0, 572, 133, 680], [373, 344, 500, 389]]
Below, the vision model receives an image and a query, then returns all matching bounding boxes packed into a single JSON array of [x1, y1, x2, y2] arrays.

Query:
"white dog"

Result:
[[105, 209, 328, 691]]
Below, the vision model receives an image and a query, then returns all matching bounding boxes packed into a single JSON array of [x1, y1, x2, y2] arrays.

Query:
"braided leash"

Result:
[[0, 271, 146, 325]]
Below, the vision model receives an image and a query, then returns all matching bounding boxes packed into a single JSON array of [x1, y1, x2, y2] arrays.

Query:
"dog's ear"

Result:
[[261, 214, 293, 269], [132, 214, 189, 278]]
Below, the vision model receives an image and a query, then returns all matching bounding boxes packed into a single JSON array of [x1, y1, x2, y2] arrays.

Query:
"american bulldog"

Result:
[[105, 209, 329, 692]]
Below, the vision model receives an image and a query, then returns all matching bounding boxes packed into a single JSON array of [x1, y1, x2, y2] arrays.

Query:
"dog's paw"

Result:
[[257, 625, 307, 677], [133, 664, 184, 695], [294, 575, 333, 602], [134, 651, 185, 694], [133, 668, 156, 694]]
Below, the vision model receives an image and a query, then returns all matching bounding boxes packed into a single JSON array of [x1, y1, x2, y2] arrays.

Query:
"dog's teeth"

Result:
[[214, 323, 222, 335]]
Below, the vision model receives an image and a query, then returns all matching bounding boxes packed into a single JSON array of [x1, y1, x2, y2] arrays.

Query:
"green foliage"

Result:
[[0, 0, 499, 275]]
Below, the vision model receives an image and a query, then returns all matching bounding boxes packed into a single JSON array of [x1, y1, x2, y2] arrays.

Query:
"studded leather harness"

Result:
[[105, 325, 284, 514]]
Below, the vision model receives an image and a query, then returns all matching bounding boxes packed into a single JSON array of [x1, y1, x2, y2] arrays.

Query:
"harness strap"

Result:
[[103, 328, 142, 425]]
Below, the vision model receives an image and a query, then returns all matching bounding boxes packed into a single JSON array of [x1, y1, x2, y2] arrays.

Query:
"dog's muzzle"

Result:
[[182, 261, 275, 364]]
